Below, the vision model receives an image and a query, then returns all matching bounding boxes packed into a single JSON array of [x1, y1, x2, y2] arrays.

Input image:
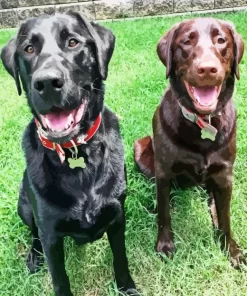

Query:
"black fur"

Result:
[[1, 12, 138, 296]]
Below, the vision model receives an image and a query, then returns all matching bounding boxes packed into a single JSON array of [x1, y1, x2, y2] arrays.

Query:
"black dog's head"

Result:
[[1, 12, 115, 143]]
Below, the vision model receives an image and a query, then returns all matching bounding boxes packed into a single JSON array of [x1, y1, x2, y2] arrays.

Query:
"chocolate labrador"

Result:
[[1, 12, 139, 295], [134, 18, 245, 267]]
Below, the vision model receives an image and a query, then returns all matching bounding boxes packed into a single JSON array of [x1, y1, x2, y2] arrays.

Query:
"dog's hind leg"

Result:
[[18, 170, 44, 273], [206, 191, 219, 229], [134, 136, 155, 180]]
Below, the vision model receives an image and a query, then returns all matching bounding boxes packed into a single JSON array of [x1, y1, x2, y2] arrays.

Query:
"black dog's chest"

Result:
[[31, 165, 122, 242], [56, 217, 104, 245], [55, 201, 120, 245]]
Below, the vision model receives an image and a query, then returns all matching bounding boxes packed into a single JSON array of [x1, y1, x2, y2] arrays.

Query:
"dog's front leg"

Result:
[[155, 177, 175, 257], [207, 172, 246, 267], [40, 233, 73, 296], [107, 208, 139, 295]]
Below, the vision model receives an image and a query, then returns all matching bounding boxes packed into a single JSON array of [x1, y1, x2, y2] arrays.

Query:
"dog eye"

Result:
[[217, 37, 225, 44], [25, 45, 34, 54], [68, 38, 79, 48]]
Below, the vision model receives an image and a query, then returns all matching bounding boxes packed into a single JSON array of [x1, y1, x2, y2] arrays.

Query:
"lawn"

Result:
[[0, 11, 247, 296]]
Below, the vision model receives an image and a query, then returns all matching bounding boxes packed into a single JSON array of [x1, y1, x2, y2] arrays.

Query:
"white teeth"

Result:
[[45, 118, 50, 129], [46, 121, 75, 133], [43, 112, 76, 133], [195, 95, 214, 107], [68, 113, 73, 122], [195, 98, 214, 107], [190, 86, 194, 93], [40, 116, 47, 128], [195, 95, 201, 104], [65, 123, 71, 130]]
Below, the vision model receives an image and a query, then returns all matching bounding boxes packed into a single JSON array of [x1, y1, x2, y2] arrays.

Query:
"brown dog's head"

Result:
[[157, 18, 244, 114]]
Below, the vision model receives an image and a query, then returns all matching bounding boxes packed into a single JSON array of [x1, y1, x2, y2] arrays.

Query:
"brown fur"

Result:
[[134, 18, 245, 267]]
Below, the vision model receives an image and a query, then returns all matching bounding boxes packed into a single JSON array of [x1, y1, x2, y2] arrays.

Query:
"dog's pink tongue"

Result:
[[194, 86, 217, 106], [45, 109, 74, 131]]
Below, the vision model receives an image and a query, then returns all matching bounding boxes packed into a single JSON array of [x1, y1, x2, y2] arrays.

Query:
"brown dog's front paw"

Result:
[[222, 237, 247, 269], [156, 238, 175, 258], [229, 244, 246, 268]]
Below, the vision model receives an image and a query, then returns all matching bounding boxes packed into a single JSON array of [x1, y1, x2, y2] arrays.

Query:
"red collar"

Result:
[[179, 105, 219, 141], [35, 113, 102, 163]]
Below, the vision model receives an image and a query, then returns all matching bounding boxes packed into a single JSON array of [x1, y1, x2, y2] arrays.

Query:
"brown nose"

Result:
[[197, 62, 218, 77]]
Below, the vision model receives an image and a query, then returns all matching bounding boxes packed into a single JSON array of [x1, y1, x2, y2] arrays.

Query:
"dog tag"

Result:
[[68, 157, 86, 169], [201, 124, 217, 141]]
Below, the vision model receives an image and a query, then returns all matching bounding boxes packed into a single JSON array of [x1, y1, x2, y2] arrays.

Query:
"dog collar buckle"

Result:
[[77, 134, 87, 144], [181, 105, 198, 123]]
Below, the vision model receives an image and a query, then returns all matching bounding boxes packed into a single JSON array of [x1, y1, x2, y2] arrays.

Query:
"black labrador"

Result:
[[1, 12, 139, 296]]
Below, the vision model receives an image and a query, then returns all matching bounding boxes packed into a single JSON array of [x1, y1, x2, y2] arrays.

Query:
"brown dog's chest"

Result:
[[171, 152, 226, 186]]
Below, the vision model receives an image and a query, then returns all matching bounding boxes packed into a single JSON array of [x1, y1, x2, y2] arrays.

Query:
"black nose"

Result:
[[33, 69, 64, 93]]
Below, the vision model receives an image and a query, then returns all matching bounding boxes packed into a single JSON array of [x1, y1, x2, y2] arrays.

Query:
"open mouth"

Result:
[[39, 101, 86, 136], [184, 81, 222, 114]]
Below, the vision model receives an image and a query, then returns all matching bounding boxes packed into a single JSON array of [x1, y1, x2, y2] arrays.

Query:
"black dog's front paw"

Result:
[[123, 288, 141, 295], [118, 288, 141, 296], [27, 248, 44, 273], [118, 282, 141, 296], [117, 278, 141, 296]]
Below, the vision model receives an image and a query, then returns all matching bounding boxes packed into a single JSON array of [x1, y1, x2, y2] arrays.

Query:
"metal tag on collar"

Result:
[[67, 140, 86, 169], [68, 156, 86, 169], [201, 123, 217, 141], [181, 106, 197, 122]]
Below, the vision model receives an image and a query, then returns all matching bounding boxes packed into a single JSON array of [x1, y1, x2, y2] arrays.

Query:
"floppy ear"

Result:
[[69, 12, 115, 80], [157, 24, 179, 79], [1, 38, 22, 95], [231, 31, 244, 80], [223, 21, 244, 80]]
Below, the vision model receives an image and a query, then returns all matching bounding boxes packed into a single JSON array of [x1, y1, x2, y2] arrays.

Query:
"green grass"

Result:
[[0, 11, 247, 296]]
